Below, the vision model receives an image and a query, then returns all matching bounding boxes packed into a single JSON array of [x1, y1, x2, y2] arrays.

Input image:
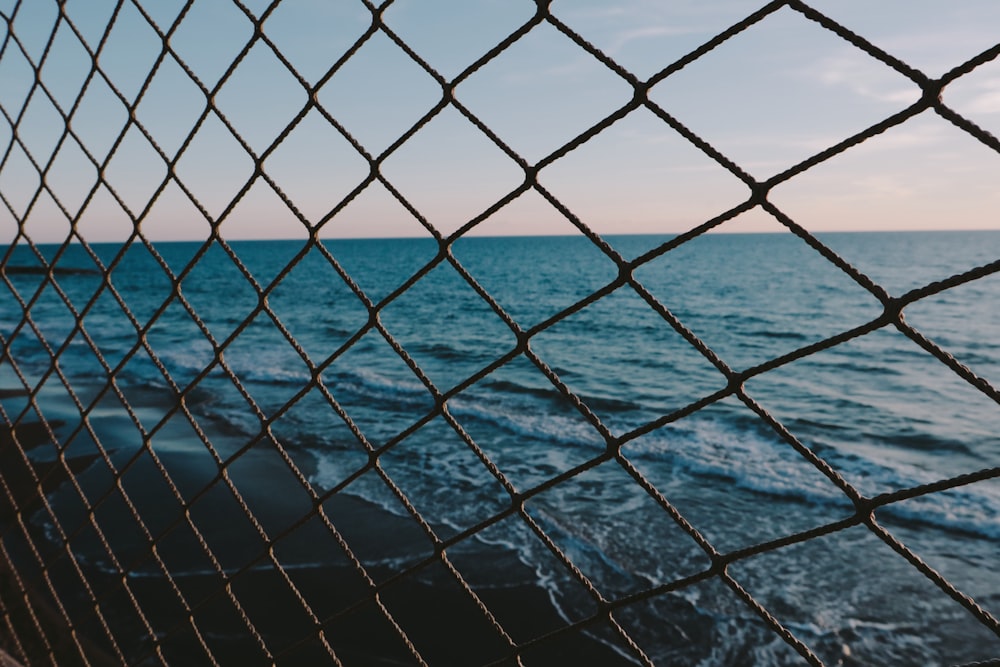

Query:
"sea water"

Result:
[[1, 230, 998, 664]]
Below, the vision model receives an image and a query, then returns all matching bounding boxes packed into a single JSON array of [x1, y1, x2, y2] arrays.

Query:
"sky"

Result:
[[0, 0, 999, 243]]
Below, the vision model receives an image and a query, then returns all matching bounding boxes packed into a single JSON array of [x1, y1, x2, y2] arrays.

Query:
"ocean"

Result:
[[0, 230, 998, 665]]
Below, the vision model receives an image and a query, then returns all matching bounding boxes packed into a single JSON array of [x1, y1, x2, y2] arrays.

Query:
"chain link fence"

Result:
[[1, 0, 999, 665]]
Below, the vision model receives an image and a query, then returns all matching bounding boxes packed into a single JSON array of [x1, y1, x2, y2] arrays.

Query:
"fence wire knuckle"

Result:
[[0, 0, 998, 665]]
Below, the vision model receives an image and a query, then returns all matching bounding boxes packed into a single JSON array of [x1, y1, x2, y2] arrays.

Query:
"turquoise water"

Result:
[[1, 230, 998, 664]]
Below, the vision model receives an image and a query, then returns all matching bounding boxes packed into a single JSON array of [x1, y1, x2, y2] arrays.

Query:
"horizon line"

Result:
[[9, 226, 1000, 246]]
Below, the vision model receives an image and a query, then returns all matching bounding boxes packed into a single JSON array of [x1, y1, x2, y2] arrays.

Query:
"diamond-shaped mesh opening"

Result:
[[144, 413, 219, 504], [134, 55, 207, 161], [136, 181, 210, 245], [316, 30, 441, 157], [101, 126, 167, 218], [633, 216, 885, 370], [214, 41, 306, 156], [550, 0, 769, 80], [457, 22, 634, 163], [317, 598, 421, 666], [219, 181, 309, 243], [226, 439, 313, 544], [379, 105, 525, 236], [181, 367, 262, 459], [44, 138, 98, 221], [807, 0, 1000, 77], [94, 2, 162, 105], [105, 242, 174, 327], [2, 329, 49, 393], [319, 329, 436, 447], [523, 461, 709, 599], [66, 75, 128, 166], [3, 2, 1000, 665], [746, 326, 1000, 495], [648, 6, 922, 176], [0, 35, 35, 115], [42, 21, 91, 111], [316, 189, 439, 289], [374, 557, 513, 665], [320, 477, 436, 582], [621, 397, 857, 552], [444, 513, 603, 635], [771, 110, 1000, 240], [378, 260, 518, 391], [263, 108, 369, 226], [904, 270, 1000, 388], [17, 89, 65, 169], [270, 511, 372, 613], [449, 353, 605, 491], [452, 212, 619, 328], [225, 568, 323, 658], [79, 289, 138, 372], [185, 481, 269, 573], [143, 303, 213, 389], [178, 242, 257, 342], [730, 525, 1000, 664], [269, 386, 371, 489], [20, 190, 72, 244], [873, 480, 1000, 620], [168, 0, 253, 91], [261, 0, 369, 86], [61, 0, 116, 51], [112, 345, 176, 415], [319, 181, 438, 244], [614, 576, 804, 665], [222, 312, 312, 416], [9, 2, 57, 65], [530, 285, 729, 434], [381, 0, 536, 80], [0, 142, 41, 219], [944, 55, 1000, 137], [539, 107, 751, 239], [174, 113, 256, 222], [264, 244, 370, 360], [24, 282, 76, 350], [377, 416, 511, 540]]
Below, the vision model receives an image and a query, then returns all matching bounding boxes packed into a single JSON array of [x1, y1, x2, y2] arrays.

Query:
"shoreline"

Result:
[[0, 418, 638, 665]]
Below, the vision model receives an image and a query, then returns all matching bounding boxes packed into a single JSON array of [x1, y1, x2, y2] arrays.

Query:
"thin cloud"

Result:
[[952, 78, 1000, 115], [811, 51, 921, 105], [552, 0, 772, 58], [603, 25, 702, 57]]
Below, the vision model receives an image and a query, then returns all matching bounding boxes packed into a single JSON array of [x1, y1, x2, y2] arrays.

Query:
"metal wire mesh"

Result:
[[0, 0, 998, 665]]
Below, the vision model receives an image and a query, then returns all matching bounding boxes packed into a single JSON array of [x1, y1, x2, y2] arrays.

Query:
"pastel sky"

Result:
[[1, 0, 999, 243]]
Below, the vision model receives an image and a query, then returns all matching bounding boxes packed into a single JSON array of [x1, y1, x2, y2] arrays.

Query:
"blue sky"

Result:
[[1, 0, 999, 243]]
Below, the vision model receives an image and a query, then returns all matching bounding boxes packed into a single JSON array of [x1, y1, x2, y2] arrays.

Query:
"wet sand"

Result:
[[0, 419, 637, 665]]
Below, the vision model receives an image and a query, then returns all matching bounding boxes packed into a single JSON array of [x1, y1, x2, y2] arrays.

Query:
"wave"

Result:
[[642, 420, 999, 539], [446, 397, 604, 449], [23, 322, 999, 566], [875, 485, 1000, 540], [288, 364, 1000, 544], [26, 341, 1000, 548], [479, 378, 563, 401], [325, 367, 432, 410], [623, 419, 851, 506]]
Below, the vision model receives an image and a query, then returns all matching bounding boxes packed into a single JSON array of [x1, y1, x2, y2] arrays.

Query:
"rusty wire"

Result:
[[0, 0, 998, 665]]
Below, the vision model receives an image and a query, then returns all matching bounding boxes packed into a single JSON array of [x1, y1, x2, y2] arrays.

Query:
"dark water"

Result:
[[1, 231, 998, 665]]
